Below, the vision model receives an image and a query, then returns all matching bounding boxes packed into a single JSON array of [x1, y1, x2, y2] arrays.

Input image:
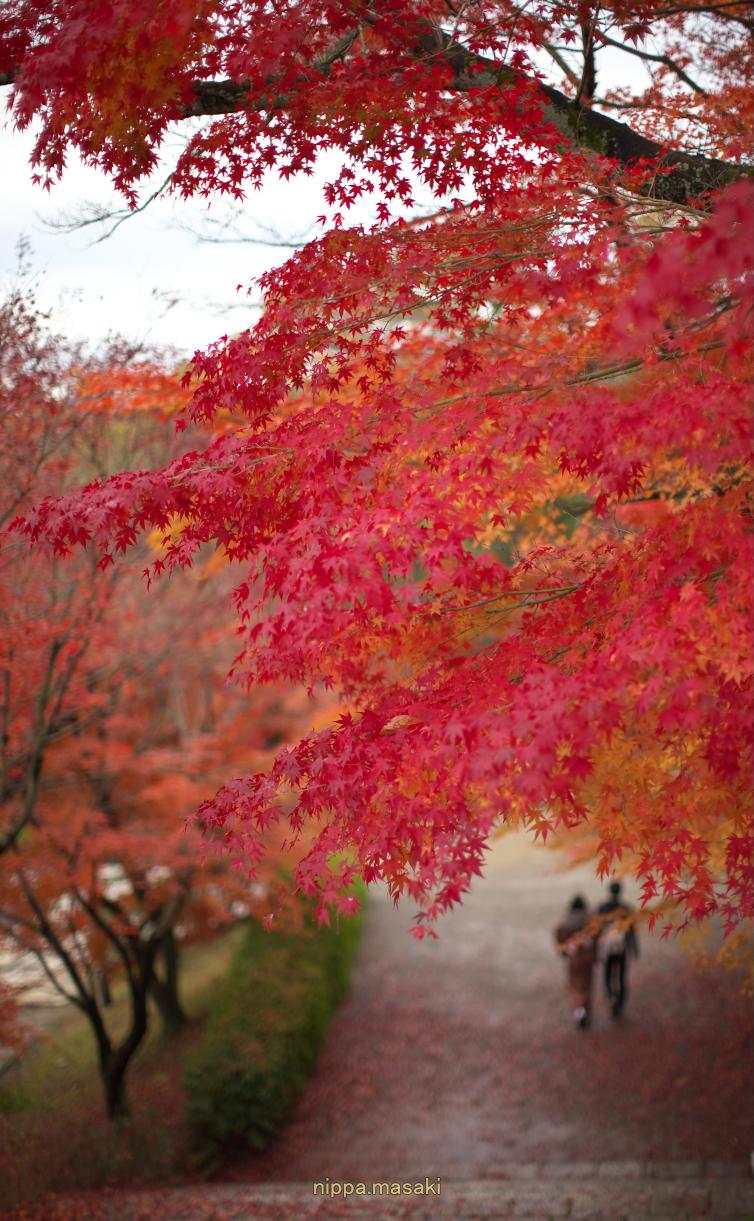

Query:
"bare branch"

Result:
[[596, 31, 710, 96], [75, 888, 138, 995], [177, 212, 313, 250], [16, 869, 92, 1008], [42, 174, 174, 244], [0, 638, 61, 857], [542, 43, 581, 88]]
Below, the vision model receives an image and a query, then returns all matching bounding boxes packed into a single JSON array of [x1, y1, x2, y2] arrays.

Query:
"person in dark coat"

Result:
[[554, 895, 597, 1028], [597, 880, 639, 1018]]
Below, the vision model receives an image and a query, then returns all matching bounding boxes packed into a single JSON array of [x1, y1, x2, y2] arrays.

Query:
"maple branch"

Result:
[[431, 336, 728, 411], [426, 586, 580, 614], [0, 637, 61, 857], [175, 32, 745, 203], [180, 213, 313, 250], [78, 889, 138, 995], [417, 27, 741, 201], [542, 43, 581, 89], [653, 2, 754, 30], [0, 668, 10, 815], [0, 22, 745, 203], [65, 908, 96, 995], [576, 17, 597, 108], [0, 411, 88, 530], [25, 942, 83, 1009], [43, 175, 174, 244]]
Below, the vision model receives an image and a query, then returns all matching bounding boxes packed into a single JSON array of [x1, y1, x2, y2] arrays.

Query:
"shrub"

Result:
[[184, 896, 363, 1166]]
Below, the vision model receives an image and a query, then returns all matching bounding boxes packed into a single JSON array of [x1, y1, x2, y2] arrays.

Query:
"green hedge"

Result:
[[184, 894, 364, 1166]]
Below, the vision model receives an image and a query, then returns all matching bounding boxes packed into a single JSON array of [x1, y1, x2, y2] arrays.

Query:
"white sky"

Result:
[[1, 104, 347, 358], [1, 45, 649, 360]]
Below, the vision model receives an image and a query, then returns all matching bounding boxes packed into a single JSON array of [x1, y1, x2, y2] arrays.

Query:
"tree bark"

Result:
[[81, 939, 156, 1119], [87, 1001, 127, 1121], [149, 929, 187, 1034]]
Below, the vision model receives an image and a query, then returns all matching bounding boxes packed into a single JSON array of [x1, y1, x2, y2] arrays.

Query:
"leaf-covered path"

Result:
[[234, 834, 752, 1183], [7, 835, 752, 1219]]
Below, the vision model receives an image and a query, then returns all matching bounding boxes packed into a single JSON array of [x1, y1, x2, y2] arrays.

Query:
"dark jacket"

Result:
[[597, 898, 639, 958]]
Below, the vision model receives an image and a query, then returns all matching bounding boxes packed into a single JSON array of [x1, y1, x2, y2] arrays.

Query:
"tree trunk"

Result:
[[86, 943, 156, 1120], [150, 929, 187, 1033], [96, 966, 113, 1008], [103, 1054, 131, 1120], [87, 1005, 130, 1121]]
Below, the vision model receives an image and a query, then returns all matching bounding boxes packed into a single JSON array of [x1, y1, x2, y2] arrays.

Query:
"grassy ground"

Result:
[[0, 926, 247, 1212]]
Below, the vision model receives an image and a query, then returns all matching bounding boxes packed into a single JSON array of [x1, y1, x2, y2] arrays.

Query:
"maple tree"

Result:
[[0, 281, 317, 1115], [0, 590, 306, 1117], [0, 275, 118, 869], [1, 2, 752, 943]]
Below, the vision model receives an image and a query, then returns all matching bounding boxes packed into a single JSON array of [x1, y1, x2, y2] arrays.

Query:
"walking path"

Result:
[[9, 833, 753, 1218], [34, 1166, 753, 1220], [233, 832, 752, 1182]]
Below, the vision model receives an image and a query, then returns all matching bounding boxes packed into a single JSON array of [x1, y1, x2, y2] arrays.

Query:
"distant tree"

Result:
[[0, 282, 312, 1115], [0, 271, 107, 859]]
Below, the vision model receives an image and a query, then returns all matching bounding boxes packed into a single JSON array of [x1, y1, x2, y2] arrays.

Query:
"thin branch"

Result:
[[431, 335, 728, 412], [25, 944, 83, 1010], [0, 411, 89, 530], [0, 907, 45, 938], [543, 43, 581, 88], [0, 668, 10, 804], [43, 175, 174, 244], [423, 586, 580, 614], [16, 869, 92, 1008], [596, 31, 710, 96], [74, 888, 138, 996], [178, 213, 314, 249], [0, 637, 61, 857]]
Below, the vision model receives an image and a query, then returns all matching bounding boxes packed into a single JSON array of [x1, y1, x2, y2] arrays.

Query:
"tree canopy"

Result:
[[0, 280, 325, 1111], [2, 0, 752, 936]]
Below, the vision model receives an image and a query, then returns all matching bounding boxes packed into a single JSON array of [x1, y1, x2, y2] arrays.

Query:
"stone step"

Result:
[[66, 1166, 753, 1220]]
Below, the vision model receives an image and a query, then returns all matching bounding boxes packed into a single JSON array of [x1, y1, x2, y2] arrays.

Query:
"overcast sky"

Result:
[[1, 44, 649, 361], [1, 103, 350, 358]]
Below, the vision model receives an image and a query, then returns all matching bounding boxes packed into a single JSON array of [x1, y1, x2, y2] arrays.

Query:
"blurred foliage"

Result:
[[184, 890, 365, 1168]]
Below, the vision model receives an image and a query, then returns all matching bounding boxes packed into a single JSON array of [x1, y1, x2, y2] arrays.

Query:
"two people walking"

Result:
[[554, 881, 639, 1028]]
